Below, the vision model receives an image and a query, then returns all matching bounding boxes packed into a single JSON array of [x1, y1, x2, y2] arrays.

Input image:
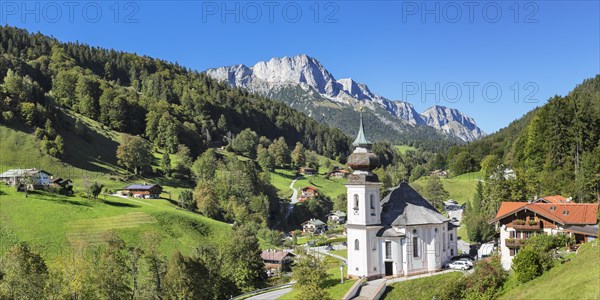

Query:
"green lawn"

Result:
[[457, 225, 472, 244], [270, 169, 297, 199], [0, 185, 231, 267], [329, 249, 347, 259], [382, 272, 463, 300], [499, 242, 600, 299], [279, 256, 356, 300], [412, 171, 482, 205], [293, 175, 347, 199], [394, 145, 417, 154]]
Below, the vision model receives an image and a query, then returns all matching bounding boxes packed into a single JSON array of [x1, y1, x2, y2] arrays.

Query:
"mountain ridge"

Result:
[[206, 54, 486, 142]]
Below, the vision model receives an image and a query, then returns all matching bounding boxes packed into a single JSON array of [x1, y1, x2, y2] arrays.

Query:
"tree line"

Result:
[[0, 227, 265, 300]]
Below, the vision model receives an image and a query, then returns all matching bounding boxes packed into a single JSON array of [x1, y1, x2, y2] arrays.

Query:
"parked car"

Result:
[[448, 261, 471, 270], [458, 257, 474, 267]]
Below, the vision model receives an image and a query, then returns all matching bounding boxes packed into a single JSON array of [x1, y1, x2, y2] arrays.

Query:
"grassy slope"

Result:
[[0, 116, 232, 265], [394, 145, 417, 154], [293, 175, 347, 199], [412, 171, 482, 205], [382, 272, 463, 300], [279, 255, 356, 300], [0, 186, 231, 266], [499, 242, 600, 300]]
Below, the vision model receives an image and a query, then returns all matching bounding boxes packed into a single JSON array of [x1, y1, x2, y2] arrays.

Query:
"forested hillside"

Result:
[[0, 25, 350, 161], [452, 76, 600, 202]]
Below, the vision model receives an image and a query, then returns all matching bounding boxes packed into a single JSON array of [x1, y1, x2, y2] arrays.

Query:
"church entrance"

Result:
[[385, 261, 393, 276]]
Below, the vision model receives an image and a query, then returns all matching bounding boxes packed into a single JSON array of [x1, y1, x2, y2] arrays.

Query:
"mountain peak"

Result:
[[205, 55, 485, 142]]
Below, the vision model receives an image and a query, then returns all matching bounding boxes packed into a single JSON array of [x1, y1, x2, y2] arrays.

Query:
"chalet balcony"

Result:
[[505, 238, 525, 248], [511, 220, 541, 230]]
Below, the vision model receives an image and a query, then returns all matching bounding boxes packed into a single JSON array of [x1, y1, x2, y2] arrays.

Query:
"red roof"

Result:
[[493, 202, 598, 225], [539, 195, 568, 203], [301, 186, 319, 192]]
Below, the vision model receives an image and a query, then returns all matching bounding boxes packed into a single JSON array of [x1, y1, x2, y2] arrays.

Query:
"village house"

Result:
[[299, 167, 316, 175], [490, 199, 599, 269], [302, 218, 327, 234], [260, 250, 295, 274], [533, 195, 570, 204], [0, 168, 53, 190], [122, 184, 163, 199], [429, 169, 448, 178], [345, 113, 457, 279], [298, 186, 319, 202], [329, 167, 350, 178], [50, 178, 73, 189], [327, 211, 347, 224]]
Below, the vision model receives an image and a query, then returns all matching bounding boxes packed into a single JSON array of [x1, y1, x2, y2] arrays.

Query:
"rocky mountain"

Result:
[[206, 54, 485, 142], [421, 106, 486, 142]]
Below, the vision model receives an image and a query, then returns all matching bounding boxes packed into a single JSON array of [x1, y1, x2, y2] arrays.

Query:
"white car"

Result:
[[458, 258, 474, 267], [448, 261, 471, 270]]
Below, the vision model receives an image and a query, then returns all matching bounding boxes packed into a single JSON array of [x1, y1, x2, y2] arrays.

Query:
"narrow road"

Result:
[[246, 287, 293, 300], [285, 177, 301, 220]]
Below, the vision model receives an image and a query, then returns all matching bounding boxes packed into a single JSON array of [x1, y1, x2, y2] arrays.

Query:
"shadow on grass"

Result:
[[274, 170, 300, 180], [28, 193, 92, 207], [101, 199, 140, 208], [161, 197, 180, 206]]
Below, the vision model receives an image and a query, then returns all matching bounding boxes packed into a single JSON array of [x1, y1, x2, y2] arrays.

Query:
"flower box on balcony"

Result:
[[505, 238, 524, 248], [514, 220, 526, 225]]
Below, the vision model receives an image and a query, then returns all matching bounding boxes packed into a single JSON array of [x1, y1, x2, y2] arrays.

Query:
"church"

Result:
[[345, 113, 458, 279]]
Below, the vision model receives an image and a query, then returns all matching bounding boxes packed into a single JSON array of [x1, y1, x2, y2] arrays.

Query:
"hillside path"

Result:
[[284, 177, 301, 220]]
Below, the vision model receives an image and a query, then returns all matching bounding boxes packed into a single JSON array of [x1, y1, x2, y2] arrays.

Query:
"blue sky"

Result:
[[2, 1, 598, 133]]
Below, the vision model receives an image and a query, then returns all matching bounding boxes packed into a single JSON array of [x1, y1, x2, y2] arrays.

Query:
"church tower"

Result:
[[346, 110, 382, 279]]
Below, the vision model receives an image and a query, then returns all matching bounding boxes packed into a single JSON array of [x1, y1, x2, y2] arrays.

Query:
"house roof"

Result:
[[260, 250, 294, 262], [301, 186, 318, 192], [123, 184, 161, 190], [328, 211, 347, 217], [492, 202, 598, 225], [380, 182, 449, 227], [0, 168, 52, 177], [302, 218, 326, 226], [562, 225, 599, 237], [536, 195, 568, 203]]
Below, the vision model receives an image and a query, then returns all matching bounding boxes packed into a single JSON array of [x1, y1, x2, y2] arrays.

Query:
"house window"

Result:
[[385, 241, 392, 259], [355, 239, 360, 251], [413, 237, 419, 257], [353, 194, 359, 213], [509, 230, 516, 238], [450, 249, 454, 256], [510, 248, 516, 256], [450, 233, 453, 241]]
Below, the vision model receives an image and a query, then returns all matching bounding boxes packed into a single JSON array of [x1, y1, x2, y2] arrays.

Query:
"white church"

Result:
[[345, 113, 458, 279]]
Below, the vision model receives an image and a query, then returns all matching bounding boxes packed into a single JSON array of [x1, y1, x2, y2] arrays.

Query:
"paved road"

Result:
[[284, 177, 301, 220], [310, 245, 347, 263], [246, 287, 293, 300], [444, 200, 472, 255]]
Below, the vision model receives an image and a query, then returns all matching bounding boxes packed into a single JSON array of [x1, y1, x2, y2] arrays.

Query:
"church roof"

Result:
[[380, 182, 449, 226], [352, 111, 371, 147]]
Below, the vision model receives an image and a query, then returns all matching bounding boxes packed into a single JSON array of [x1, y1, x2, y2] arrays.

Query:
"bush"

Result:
[[512, 248, 543, 283]]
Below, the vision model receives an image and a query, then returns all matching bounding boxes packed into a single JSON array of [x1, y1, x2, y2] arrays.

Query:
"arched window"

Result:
[[353, 194, 359, 213], [355, 239, 360, 251], [370, 194, 375, 216]]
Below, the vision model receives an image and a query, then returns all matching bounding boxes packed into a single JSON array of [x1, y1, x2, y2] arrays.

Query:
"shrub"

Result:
[[512, 248, 543, 283]]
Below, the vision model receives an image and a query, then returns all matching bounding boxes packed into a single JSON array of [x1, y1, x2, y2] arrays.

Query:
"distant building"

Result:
[[302, 218, 327, 234], [122, 184, 163, 199], [261, 250, 295, 274], [327, 211, 347, 224], [429, 169, 448, 178], [299, 167, 316, 175], [491, 200, 598, 269], [298, 186, 319, 202], [490, 168, 516, 180], [0, 168, 53, 189], [50, 178, 73, 189], [329, 167, 350, 178]]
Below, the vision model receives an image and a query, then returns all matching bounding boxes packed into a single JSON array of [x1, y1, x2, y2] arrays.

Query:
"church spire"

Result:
[[352, 107, 371, 148]]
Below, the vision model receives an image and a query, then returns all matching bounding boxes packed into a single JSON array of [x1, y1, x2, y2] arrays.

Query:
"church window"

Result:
[[371, 239, 377, 251], [353, 194, 359, 214], [413, 237, 419, 257], [450, 233, 453, 241], [385, 241, 392, 259], [370, 194, 375, 216], [355, 239, 360, 251]]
